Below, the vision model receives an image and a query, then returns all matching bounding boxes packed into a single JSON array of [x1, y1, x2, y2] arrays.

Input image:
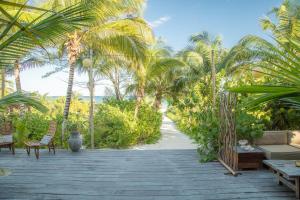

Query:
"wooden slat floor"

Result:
[[0, 149, 296, 200]]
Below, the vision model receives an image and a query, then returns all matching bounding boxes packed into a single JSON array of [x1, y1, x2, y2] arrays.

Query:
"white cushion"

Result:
[[40, 135, 52, 145], [0, 135, 13, 143]]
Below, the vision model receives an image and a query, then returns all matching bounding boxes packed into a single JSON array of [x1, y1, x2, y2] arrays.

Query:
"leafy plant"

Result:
[[226, 35, 300, 110], [92, 104, 137, 148], [236, 111, 265, 144], [86, 99, 162, 148], [136, 103, 162, 143]]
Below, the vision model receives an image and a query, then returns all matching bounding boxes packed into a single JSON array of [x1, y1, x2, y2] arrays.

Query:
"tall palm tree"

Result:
[[58, 13, 152, 148], [47, 0, 151, 143], [188, 31, 226, 109], [128, 41, 185, 113], [144, 44, 186, 110], [81, 20, 151, 147]]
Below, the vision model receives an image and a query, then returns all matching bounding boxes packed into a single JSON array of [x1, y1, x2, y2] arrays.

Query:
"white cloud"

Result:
[[149, 16, 171, 28]]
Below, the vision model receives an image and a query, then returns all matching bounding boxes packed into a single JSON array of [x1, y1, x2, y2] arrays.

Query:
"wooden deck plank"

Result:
[[0, 149, 295, 199]]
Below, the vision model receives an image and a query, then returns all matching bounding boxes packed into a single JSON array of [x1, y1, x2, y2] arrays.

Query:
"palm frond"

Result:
[[0, 92, 48, 112], [0, 2, 94, 67]]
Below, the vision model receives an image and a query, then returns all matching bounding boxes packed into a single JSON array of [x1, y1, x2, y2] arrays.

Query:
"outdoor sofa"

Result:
[[255, 130, 300, 160]]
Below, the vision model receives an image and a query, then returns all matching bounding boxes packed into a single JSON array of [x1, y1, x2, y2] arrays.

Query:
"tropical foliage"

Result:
[[85, 99, 162, 148], [1, 0, 300, 164], [0, 0, 163, 150], [168, 0, 300, 161]]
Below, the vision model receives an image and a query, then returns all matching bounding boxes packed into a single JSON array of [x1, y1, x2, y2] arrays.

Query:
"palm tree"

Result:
[[260, 0, 300, 44], [47, 0, 151, 143], [81, 19, 151, 147], [102, 65, 132, 101], [0, 0, 92, 66], [226, 35, 300, 109], [0, 1, 91, 113], [224, 0, 300, 109], [0, 92, 48, 113], [144, 44, 186, 110], [188, 31, 226, 109], [128, 41, 185, 113], [59, 12, 152, 148]]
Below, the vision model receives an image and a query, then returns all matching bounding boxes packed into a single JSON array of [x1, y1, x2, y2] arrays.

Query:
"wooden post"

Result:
[[296, 177, 300, 199], [218, 92, 238, 175]]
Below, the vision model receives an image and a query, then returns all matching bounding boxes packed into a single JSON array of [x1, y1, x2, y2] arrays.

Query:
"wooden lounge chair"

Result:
[[0, 122, 15, 155], [24, 121, 57, 159]]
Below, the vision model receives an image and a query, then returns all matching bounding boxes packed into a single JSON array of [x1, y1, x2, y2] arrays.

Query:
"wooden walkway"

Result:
[[0, 149, 296, 200]]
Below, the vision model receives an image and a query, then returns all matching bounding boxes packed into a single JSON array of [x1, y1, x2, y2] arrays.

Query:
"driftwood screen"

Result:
[[218, 92, 238, 175]]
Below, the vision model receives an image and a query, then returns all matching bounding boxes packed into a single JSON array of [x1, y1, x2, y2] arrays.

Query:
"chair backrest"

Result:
[[48, 121, 57, 137], [40, 121, 57, 145], [0, 122, 13, 144], [254, 131, 288, 145], [0, 121, 12, 135]]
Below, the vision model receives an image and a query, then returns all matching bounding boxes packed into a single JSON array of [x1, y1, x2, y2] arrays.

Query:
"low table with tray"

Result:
[[233, 146, 265, 170]]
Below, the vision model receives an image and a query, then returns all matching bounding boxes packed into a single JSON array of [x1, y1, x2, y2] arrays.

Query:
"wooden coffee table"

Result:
[[264, 160, 300, 199], [233, 146, 265, 170]]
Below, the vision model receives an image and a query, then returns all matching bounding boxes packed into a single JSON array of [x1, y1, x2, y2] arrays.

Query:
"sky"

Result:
[[19, 0, 282, 96]]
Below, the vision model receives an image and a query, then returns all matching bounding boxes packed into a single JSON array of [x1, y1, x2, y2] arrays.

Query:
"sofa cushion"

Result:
[[288, 130, 300, 146], [255, 131, 288, 145], [258, 145, 300, 160]]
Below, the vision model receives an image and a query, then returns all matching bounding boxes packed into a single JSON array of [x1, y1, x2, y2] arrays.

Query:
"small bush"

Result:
[[236, 112, 265, 144], [89, 99, 162, 148], [136, 103, 162, 144], [93, 104, 137, 148], [12, 113, 50, 147]]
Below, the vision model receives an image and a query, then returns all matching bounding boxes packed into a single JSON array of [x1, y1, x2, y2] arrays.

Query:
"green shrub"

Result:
[[168, 72, 266, 162], [12, 113, 50, 147], [92, 104, 137, 148], [88, 99, 162, 148], [6, 96, 162, 149], [136, 104, 162, 144], [236, 111, 265, 144], [194, 110, 219, 162]]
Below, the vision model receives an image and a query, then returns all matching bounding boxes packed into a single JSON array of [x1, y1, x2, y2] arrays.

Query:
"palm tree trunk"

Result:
[[134, 67, 146, 118], [113, 84, 122, 101], [153, 92, 162, 110], [113, 68, 123, 101], [88, 49, 95, 149], [14, 60, 27, 113], [1, 68, 5, 98], [134, 85, 144, 118], [62, 32, 81, 147], [211, 49, 216, 110], [14, 60, 21, 92]]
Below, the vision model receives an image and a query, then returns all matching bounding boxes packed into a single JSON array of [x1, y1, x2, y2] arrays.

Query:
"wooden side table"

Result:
[[233, 146, 265, 170]]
